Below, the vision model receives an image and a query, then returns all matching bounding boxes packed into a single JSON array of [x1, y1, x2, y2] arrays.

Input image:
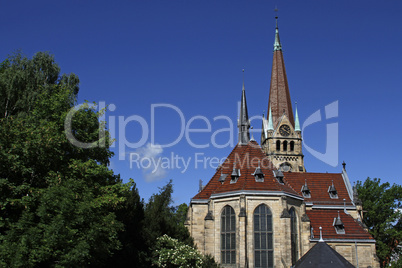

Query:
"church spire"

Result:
[[238, 72, 250, 145], [267, 16, 294, 129]]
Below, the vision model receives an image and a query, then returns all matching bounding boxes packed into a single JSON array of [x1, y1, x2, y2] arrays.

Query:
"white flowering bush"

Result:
[[152, 234, 204, 268]]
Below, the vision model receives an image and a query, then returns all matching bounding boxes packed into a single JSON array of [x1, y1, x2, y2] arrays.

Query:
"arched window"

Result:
[[290, 141, 294, 151], [289, 207, 299, 265], [221, 205, 236, 265], [276, 140, 281, 151], [254, 204, 273, 268], [283, 141, 288, 151]]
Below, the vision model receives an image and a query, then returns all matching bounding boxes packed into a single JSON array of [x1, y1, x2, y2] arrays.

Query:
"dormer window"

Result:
[[252, 166, 264, 182], [273, 170, 284, 184], [333, 211, 345, 234], [218, 173, 227, 185], [301, 180, 311, 198], [328, 181, 338, 199], [231, 167, 240, 184]]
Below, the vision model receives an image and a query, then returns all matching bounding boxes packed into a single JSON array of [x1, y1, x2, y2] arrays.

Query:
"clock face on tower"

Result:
[[279, 124, 291, 136]]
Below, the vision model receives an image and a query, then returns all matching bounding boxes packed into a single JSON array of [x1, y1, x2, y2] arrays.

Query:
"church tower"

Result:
[[261, 17, 305, 172]]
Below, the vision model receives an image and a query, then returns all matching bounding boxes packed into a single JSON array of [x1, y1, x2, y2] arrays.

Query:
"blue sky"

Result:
[[2, 0, 401, 205]]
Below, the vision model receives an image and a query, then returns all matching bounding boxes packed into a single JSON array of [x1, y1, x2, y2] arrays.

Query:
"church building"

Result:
[[186, 17, 379, 268]]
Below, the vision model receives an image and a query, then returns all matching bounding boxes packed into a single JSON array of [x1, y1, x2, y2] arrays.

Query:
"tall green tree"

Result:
[[143, 180, 192, 250], [105, 180, 147, 267], [356, 177, 402, 267], [0, 52, 130, 267], [0, 51, 78, 119]]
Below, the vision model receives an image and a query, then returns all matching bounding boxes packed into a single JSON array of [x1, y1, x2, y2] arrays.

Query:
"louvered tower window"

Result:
[[276, 140, 281, 151], [221, 205, 236, 265], [289, 207, 299, 265], [254, 204, 273, 268]]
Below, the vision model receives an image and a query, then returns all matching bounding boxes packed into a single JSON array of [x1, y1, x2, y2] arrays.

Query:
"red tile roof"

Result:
[[307, 210, 373, 240], [191, 142, 373, 241], [192, 141, 353, 205], [192, 141, 300, 200], [284, 172, 353, 206]]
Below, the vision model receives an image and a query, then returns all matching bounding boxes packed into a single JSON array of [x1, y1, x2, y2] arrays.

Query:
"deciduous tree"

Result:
[[356, 177, 402, 267], [0, 52, 130, 267]]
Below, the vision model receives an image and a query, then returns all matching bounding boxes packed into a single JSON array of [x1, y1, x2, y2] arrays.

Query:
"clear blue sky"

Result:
[[2, 0, 401, 205]]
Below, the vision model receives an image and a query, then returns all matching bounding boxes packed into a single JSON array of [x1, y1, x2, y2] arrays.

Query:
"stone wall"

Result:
[[188, 195, 379, 268]]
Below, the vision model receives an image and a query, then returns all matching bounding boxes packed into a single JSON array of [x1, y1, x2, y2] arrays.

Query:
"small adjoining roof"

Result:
[[284, 172, 352, 205], [294, 241, 355, 268], [307, 210, 373, 240]]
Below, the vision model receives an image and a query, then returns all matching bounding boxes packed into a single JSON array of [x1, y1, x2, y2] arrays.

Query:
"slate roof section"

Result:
[[284, 172, 353, 206], [294, 241, 355, 268], [307, 210, 373, 240], [192, 141, 300, 200]]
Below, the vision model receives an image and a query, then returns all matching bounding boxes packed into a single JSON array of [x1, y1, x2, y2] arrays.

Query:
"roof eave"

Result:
[[310, 238, 376, 243], [209, 190, 304, 200]]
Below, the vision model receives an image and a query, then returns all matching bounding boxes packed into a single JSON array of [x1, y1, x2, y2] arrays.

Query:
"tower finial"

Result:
[[268, 106, 274, 131], [274, 6, 279, 22], [250, 126, 255, 141], [242, 68, 245, 89], [273, 8, 282, 51], [295, 101, 301, 132], [319, 226, 324, 242]]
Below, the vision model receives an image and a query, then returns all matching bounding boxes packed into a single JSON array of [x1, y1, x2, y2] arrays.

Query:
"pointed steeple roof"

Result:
[[267, 16, 295, 129], [238, 78, 250, 145]]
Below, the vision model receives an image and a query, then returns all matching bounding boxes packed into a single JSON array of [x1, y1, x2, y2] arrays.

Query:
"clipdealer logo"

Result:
[[64, 100, 339, 179]]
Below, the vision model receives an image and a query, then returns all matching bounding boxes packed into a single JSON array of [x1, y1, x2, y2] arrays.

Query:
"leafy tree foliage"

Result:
[[356, 178, 402, 267], [143, 180, 193, 249], [0, 51, 219, 267], [0, 51, 78, 119], [0, 52, 130, 267], [105, 180, 147, 267]]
